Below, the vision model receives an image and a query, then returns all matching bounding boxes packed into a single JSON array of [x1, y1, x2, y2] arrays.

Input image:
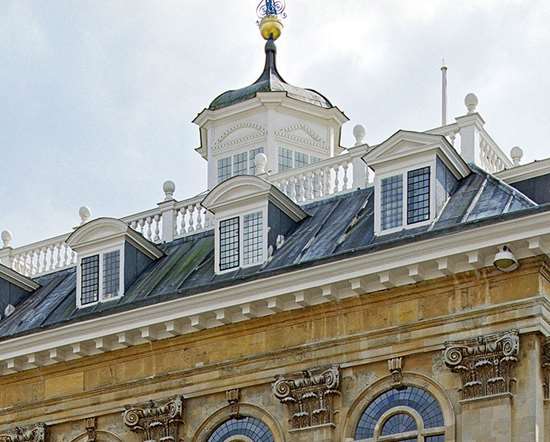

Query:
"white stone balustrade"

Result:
[[269, 147, 369, 203], [1, 146, 370, 279]]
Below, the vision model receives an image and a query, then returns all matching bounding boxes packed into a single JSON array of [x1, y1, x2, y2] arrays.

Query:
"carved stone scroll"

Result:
[[388, 357, 404, 389], [0, 423, 47, 442], [123, 395, 184, 442], [542, 337, 550, 400], [444, 330, 519, 400], [273, 365, 340, 430]]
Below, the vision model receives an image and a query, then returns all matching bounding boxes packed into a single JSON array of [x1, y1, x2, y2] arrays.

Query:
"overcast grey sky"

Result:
[[1, 0, 549, 246]]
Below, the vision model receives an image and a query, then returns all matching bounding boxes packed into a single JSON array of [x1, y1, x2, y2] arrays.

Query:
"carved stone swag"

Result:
[[273, 365, 340, 430], [0, 424, 47, 442], [444, 330, 519, 400], [123, 395, 184, 442]]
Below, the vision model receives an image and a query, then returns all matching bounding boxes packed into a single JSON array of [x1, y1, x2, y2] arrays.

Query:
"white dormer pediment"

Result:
[[365, 130, 470, 179], [212, 122, 267, 152], [67, 218, 163, 259], [274, 123, 328, 153]]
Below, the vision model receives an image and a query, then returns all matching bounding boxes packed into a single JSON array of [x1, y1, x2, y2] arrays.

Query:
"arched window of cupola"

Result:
[[354, 386, 446, 442], [207, 416, 275, 442]]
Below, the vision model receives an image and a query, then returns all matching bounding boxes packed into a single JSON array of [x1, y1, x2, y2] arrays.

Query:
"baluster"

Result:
[[342, 161, 350, 191], [144, 217, 152, 241], [56, 242, 63, 269], [288, 178, 297, 202], [295, 175, 303, 203], [188, 205, 196, 233], [37, 247, 45, 274], [177, 208, 185, 236], [45, 245, 53, 273], [313, 170, 321, 199], [137, 219, 145, 238], [153, 214, 161, 243], [322, 167, 330, 196], [195, 204, 203, 231], [334, 164, 341, 193], [65, 245, 72, 267]]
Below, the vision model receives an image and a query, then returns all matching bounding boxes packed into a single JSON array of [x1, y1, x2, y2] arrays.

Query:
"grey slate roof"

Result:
[[208, 38, 333, 111], [0, 166, 544, 341]]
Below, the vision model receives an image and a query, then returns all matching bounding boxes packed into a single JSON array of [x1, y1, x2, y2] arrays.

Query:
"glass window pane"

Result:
[[295, 151, 308, 168], [407, 166, 431, 224], [208, 417, 274, 442], [381, 175, 403, 230], [217, 157, 232, 183], [243, 211, 264, 266], [81, 255, 99, 305], [102, 250, 120, 299], [310, 156, 321, 164], [219, 217, 240, 271], [249, 147, 264, 175], [278, 147, 293, 172], [233, 152, 248, 176], [381, 413, 417, 435], [355, 386, 444, 439]]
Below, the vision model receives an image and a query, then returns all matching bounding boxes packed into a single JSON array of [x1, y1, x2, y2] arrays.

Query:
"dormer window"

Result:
[[366, 131, 470, 236], [66, 218, 164, 309], [202, 175, 307, 275], [219, 210, 265, 272], [79, 248, 122, 307]]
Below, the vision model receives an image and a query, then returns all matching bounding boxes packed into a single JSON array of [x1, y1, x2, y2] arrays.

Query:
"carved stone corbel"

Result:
[[123, 395, 184, 442], [388, 357, 404, 389], [273, 365, 340, 430], [226, 389, 241, 419], [444, 330, 519, 400], [542, 337, 550, 400], [0, 423, 47, 442], [85, 418, 96, 442]]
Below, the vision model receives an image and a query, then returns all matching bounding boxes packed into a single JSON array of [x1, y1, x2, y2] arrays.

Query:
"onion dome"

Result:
[[208, 37, 333, 111]]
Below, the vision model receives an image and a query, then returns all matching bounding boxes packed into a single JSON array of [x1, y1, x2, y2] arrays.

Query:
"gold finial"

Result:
[[259, 16, 283, 40], [257, 0, 286, 41]]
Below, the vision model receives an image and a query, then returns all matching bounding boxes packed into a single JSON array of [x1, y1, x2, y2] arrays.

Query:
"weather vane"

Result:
[[257, 0, 287, 41]]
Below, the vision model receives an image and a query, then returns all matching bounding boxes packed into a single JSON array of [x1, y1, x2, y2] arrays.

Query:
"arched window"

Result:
[[354, 386, 445, 441], [207, 416, 274, 442]]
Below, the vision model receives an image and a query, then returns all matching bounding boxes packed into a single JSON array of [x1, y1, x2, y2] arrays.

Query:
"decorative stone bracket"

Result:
[[123, 395, 184, 442], [273, 365, 340, 430], [388, 357, 404, 389], [444, 330, 519, 400], [226, 389, 241, 419], [0, 423, 47, 442], [85, 418, 96, 442]]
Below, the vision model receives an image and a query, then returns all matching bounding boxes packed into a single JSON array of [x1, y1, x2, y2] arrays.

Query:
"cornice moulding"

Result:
[[0, 264, 40, 293], [496, 158, 550, 184], [1, 209, 550, 371]]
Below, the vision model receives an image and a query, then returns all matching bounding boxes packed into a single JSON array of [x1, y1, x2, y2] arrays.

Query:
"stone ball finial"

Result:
[[353, 124, 366, 146], [79, 206, 92, 225], [255, 153, 268, 175], [163, 180, 176, 201], [1, 230, 13, 249], [510, 146, 524, 166], [465, 93, 479, 114]]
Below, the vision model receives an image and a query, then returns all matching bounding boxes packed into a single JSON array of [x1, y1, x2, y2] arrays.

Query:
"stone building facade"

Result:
[[2, 3, 550, 442]]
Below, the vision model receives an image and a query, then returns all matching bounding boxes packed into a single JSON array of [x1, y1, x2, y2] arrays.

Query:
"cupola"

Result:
[[193, 5, 348, 189]]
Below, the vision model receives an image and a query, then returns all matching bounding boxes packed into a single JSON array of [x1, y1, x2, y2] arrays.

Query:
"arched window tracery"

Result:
[[207, 416, 274, 442], [354, 386, 445, 442]]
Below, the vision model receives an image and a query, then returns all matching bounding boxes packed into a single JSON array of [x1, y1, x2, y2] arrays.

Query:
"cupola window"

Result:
[[217, 148, 264, 183], [278, 147, 321, 172]]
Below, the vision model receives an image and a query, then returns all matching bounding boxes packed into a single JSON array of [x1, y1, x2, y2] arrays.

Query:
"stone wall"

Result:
[[0, 257, 549, 441]]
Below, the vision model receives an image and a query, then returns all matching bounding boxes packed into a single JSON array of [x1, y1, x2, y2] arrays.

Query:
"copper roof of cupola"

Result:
[[208, 38, 334, 111]]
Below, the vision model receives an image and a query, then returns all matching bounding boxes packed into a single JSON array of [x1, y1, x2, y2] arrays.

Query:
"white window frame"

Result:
[[216, 147, 264, 183], [76, 244, 125, 309], [215, 205, 268, 275], [375, 160, 436, 236]]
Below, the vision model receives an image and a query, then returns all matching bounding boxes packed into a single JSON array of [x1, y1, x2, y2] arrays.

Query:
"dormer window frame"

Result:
[[215, 204, 269, 275], [76, 243, 125, 309], [374, 158, 437, 236]]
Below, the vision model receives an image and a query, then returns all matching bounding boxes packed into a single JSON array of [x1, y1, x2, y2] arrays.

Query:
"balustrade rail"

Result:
[[1, 147, 370, 278]]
